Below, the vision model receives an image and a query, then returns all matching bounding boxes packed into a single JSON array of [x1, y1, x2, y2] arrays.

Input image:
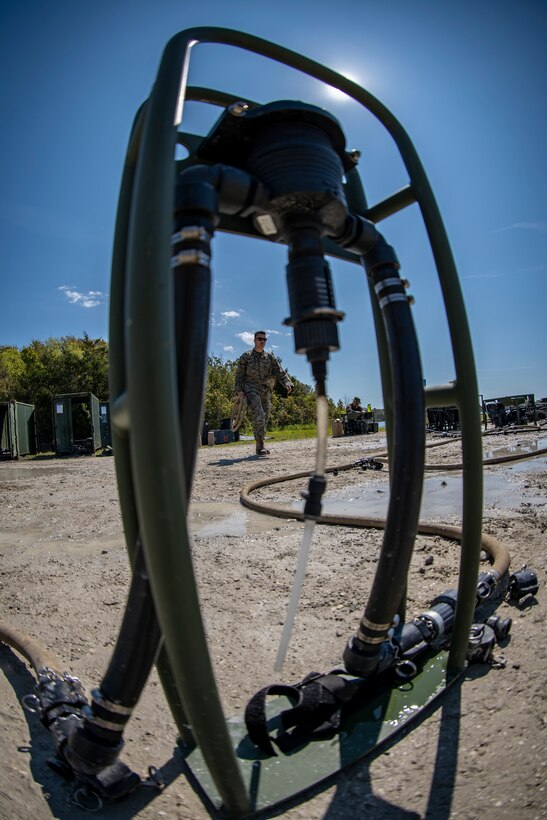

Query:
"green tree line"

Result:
[[1, 337, 343, 444], [0, 335, 109, 445]]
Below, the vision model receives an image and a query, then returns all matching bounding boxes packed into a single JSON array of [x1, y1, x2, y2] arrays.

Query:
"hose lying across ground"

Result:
[[0, 621, 63, 677], [241, 431, 547, 580]]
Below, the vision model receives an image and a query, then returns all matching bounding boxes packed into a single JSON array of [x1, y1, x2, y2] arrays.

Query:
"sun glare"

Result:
[[325, 71, 359, 101]]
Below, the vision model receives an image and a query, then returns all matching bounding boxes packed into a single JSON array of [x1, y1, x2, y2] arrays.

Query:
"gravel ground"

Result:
[[0, 428, 545, 820]]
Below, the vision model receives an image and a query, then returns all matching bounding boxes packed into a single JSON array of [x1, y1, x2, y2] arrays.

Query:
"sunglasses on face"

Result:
[[256, 337, 267, 342]]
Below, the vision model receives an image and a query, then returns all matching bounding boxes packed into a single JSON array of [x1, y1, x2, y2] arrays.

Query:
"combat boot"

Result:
[[255, 437, 270, 456]]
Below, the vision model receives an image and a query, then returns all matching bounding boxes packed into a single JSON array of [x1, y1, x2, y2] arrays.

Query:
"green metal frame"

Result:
[[108, 27, 483, 818]]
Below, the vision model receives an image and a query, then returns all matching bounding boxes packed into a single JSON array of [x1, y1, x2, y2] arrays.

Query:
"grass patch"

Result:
[[268, 424, 319, 441]]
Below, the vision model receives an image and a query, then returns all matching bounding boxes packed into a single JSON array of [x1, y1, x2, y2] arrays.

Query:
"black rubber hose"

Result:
[[342, 253, 425, 675], [172, 178, 216, 492], [100, 545, 162, 706]]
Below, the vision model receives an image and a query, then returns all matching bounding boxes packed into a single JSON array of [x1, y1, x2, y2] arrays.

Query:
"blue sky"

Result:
[[1, 0, 546, 407]]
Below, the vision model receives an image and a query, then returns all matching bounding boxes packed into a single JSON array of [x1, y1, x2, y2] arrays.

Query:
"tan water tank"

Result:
[[332, 418, 344, 437]]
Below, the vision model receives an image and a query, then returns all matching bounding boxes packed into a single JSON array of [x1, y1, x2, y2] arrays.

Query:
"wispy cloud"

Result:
[[464, 263, 546, 280], [211, 309, 243, 326], [59, 285, 104, 308], [223, 345, 234, 353], [236, 331, 255, 346], [492, 221, 547, 234]]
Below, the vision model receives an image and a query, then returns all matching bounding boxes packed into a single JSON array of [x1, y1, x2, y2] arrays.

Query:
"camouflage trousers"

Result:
[[245, 386, 271, 440]]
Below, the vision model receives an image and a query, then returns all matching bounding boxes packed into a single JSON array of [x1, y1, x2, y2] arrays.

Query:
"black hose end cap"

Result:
[[508, 568, 538, 602], [486, 615, 512, 642], [302, 474, 327, 518]]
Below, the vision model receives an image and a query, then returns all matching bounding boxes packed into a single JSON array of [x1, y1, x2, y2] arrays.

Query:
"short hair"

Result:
[[254, 330, 267, 338]]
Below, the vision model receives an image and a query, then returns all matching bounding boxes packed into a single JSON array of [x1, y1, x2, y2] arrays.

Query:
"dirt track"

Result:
[[0, 428, 545, 819]]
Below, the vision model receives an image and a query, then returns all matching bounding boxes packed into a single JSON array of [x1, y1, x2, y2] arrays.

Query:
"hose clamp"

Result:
[[171, 226, 211, 244], [379, 293, 408, 309], [171, 250, 211, 268], [374, 277, 402, 294], [91, 689, 133, 716]]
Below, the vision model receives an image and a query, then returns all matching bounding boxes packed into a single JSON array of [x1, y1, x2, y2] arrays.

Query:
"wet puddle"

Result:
[[188, 502, 287, 539], [0, 465, 70, 480], [316, 469, 546, 518], [483, 436, 547, 460], [0, 529, 123, 555]]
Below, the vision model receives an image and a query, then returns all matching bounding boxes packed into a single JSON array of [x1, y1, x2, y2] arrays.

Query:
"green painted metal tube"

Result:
[[365, 185, 416, 224], [109, 103, 194, 744], [123, 33, 250, 817]]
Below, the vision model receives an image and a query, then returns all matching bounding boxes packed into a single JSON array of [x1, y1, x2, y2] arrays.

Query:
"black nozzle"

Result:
[[283, 215, 344, 363]]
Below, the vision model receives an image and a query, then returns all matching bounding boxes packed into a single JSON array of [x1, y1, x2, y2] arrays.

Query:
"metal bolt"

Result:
[[407, 294, 415, 305], [348, 149, 361, 164], [401, 278, 410, 289], [228, 101, 249, 117]]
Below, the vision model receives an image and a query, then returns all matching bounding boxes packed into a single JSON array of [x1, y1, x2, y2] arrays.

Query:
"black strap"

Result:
[[244, 670, 366, 756]]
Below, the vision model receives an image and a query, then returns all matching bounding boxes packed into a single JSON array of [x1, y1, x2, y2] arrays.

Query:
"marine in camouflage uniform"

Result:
[[234, 331, 293, 455]]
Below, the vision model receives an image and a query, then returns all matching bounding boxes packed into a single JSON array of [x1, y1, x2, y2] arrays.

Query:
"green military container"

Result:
[[0, 401, 37, 458], [52, 392, 102, 455]]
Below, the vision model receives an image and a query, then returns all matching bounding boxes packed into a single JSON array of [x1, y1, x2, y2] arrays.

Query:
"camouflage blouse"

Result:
[[234, 349, 293, 394]]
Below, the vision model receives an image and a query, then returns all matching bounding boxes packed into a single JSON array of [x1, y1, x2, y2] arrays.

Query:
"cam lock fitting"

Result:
[[467, 623, 496, 664]]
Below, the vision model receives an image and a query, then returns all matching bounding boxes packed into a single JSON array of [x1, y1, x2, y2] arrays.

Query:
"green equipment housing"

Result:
[[0, 400, 37, 459], [52, 392, 102, 455]]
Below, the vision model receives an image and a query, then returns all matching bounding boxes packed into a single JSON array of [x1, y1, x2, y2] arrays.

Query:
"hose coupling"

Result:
[[396, 605, 450, 659], [63, 722, 125, 776], [343, 634, 395, 678], [36, 669, 88, 729], [467, 623, 496, 664], [301, 474, 327, 518], [355, 457, 383, 471], [477, 570, 499, 601], [364, 240, 400, 280]]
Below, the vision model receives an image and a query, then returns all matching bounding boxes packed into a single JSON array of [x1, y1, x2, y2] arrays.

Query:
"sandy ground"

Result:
[[0, 428, 545, 820]]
